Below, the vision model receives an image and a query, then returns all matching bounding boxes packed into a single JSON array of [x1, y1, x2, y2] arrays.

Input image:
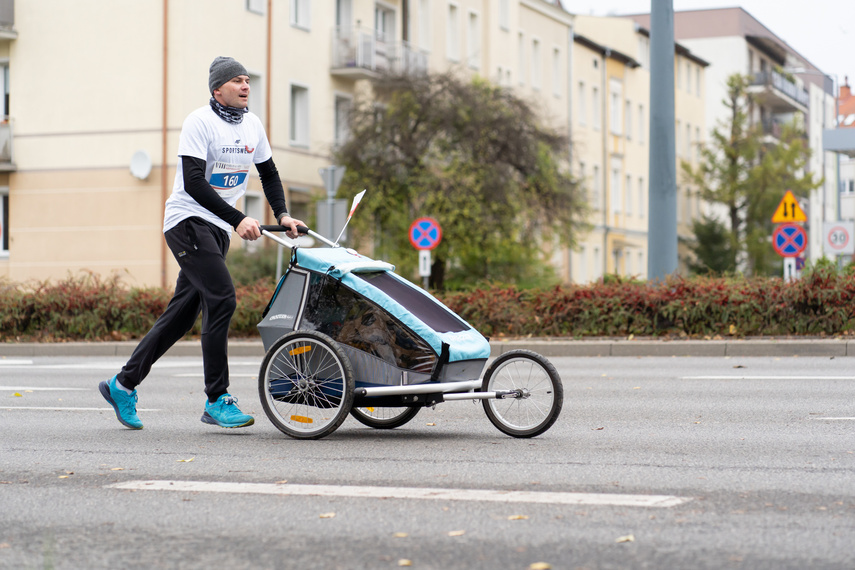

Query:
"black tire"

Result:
[[481, 350, 563, 438], [258, 331, 355, 439], [350, 406, 420, 429]]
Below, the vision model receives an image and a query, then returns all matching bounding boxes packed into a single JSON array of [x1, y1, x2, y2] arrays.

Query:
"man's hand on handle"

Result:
[[236, 217, 262, 241], [278, 215, 307, 239]]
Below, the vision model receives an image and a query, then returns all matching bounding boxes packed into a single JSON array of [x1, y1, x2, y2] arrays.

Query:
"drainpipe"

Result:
[[160, 0, 169, 289], [567, 23, 574, 282], [266, 0, 272, 139]]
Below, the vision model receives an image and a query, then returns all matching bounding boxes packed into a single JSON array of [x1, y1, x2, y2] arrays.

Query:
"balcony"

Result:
[[747, 70, 809, 113], [330, 25, 427, 80]]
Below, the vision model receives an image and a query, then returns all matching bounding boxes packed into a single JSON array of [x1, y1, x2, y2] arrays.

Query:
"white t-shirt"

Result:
[[163, 105, 273, 234]]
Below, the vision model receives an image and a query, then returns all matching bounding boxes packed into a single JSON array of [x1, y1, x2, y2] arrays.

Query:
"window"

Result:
[[577, 245, 587, 283], [625, 100, 632, 139], [291, 0, 310, 29], [638, 177, 644, 218], [592, 86, 600, 130], [0, 187, 7, 255], [578, 81, 586, 126], [243, 192, 263, 251], [246, 0, 265, 15], [594, 246, 602, 279], [418, 0, 431, 50], [248, 73, 263, 123], [290, 84, 310, 147], [447, 3, 460, 61], [625, 175, 632, 215], [638, 103, 645, 144], [696, 66, 701, 96], [579, 161, 587, 200], [336, 0, 352, 26], [375, 5, 395, 42], [531, 39, 541, 90], [638, 35, 650, 69], [695, 126, 701, 162], [467, 11, 480, 69], [499, 0, 509, 30], [518, 32, 525, 85], [685, 123, 691, 157], [675, 119, 681, 157], [611, 166, 621, 214], [609, 79, 622, 135], [552, 47, 561, 97], [592, 165, 600, 209], [334, 95, 352, 146], [676, 57, 682, 90]]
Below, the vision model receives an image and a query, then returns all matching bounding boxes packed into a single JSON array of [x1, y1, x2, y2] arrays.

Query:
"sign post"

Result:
[[409, 217, 442, 289]]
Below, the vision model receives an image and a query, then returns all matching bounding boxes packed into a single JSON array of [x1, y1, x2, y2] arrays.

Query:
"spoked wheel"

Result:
[[350, 406, 420, 429], [258, 331, 355, 439], [481, 350, 563, 438]]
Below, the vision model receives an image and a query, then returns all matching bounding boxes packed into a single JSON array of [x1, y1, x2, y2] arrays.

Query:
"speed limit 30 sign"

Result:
[[823, 222, 855, 255]]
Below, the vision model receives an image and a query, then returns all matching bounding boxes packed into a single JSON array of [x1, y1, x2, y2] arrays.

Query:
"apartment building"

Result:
[[0, 0, 575, 287], [628, 7, 838, 264], [832, 78, 855, 221], [569, 15, 707, 282]]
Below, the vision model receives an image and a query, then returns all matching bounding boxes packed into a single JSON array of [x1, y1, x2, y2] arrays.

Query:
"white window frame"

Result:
[[609, 79, 622, 135], [289, 82, 310, 148], [247, 72, 264, 124], [552, 46, 561, 97], [578, 81, 586, 126], [625, 174, 632, 215], [531, 37, 541, 91], [638, 103, 645, 144], [447, 2, 460, 62], [334, 93, 352, 147], [499, 0, 509, 30], [592, 86, 600, 130], [625, 100, 632, 140], [0, 186, 8, 256], [246, 0, 265, 15], [638, 176, 645, 218], [592, 164, 600, 209], [518, 31, 526, 86], [243, 191, 264, 251], [291, 0, 311, 30], [418, 0, 431, 51], [611, 163, 621, 214], [467, 9, 480, 70]]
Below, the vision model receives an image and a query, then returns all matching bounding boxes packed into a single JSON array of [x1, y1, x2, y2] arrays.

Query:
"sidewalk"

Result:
[[2, 338, 853, 358]]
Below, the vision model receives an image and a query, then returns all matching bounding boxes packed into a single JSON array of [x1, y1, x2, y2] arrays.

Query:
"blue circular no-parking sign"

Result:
[[409, 217, 442, 250]]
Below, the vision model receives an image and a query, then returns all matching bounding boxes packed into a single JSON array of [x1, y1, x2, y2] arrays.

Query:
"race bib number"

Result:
[[209, 161, 248, 198]]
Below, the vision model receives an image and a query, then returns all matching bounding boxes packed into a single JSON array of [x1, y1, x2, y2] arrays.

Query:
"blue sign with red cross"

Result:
[[772, 223, 807, 257], [409, 217, 442, 250]]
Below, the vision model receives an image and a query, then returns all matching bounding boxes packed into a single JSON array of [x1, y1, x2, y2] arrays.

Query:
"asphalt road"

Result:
[[1, 355, 853, 569]]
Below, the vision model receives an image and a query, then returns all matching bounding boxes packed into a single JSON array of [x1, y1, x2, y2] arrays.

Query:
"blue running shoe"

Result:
[[99, 375, 143, 429], [201, 394, 254, 428]]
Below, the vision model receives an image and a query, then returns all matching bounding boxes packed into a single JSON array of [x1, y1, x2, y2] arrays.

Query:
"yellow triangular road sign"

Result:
[[771, 190, 807, 223]]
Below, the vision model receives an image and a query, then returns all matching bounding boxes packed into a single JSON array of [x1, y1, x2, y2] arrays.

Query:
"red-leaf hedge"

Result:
[[2, 266, 854, 342]]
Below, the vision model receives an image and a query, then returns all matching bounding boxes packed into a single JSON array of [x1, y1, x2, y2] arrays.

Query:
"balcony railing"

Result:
[[749, 70, 809, 110], [331, 25, 427, 79]]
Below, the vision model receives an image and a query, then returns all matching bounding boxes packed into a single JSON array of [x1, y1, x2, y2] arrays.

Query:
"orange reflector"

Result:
[[290, 415, 313, 424], [288, 346, 312, 356], [366, 407, 375, 412]]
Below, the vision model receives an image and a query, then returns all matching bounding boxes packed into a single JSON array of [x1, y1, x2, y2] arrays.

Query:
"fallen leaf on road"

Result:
[[448, 530, 465, 537], [616, 534, 635, 543], [393, 532, 409, 538], [275, 480, 288, 484], [177, 457, 195, 463], [0, 543, 9, 549], [58, 475, 69, 479], [111, 468, 124, 471], [398, 560, 412, 567], [319, 512, 336, 519], [507, 515, 529, 520], [528, 563, 552, 570], [593, 427, 604, 430], [426, 422, 436, 426], [12, 393, 21, 397]]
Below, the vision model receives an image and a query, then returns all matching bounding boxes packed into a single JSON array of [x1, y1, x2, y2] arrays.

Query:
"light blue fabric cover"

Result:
[[293, 247, 490, 362]]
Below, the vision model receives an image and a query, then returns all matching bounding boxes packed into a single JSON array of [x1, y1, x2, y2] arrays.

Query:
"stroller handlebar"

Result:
[[260, 225, 310, 234]]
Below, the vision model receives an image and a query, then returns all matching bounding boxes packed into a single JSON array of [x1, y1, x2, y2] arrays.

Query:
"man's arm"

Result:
[[183, 156, 261, 240], [256, 158, 306, 237]]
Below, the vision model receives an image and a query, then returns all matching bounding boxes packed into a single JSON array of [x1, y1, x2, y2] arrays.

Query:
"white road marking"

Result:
[[810, 417, 855, 421], [173, 374, 257, 378], [0, 359, 34, 365], [684, 376, 854, 380], [0, 387, 89, 391], [0, 407, 161, 411], [110, 480, 691, 508]]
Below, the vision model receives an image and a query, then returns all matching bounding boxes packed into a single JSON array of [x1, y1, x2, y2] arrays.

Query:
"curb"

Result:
[[1, 339, 853, 358]]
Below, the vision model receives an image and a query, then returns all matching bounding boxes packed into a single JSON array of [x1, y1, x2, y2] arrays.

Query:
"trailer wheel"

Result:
[[350, 406, 420, 429], [481, 350, 563, 438], [259, 331, 355, 439]]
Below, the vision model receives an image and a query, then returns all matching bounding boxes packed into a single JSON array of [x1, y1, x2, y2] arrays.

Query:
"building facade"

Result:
[[628, 7, 838, 265], [0, 0, 580, 287]]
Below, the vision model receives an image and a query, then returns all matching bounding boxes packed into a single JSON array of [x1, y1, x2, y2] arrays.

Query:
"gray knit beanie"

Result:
[[208, 56, 249, 94]]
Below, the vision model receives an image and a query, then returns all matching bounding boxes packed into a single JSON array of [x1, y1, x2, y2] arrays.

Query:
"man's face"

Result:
[[214, 75, 250, 109]]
